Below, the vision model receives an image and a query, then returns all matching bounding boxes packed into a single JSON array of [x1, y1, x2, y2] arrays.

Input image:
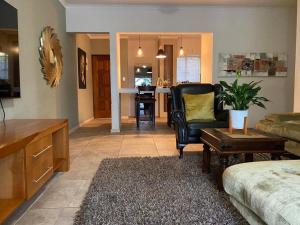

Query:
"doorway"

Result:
[[92, 55, 111, 118]]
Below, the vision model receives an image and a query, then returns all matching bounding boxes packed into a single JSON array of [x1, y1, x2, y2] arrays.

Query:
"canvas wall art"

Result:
[[218, 53, 288, 77], [78, 48, 87, 89]]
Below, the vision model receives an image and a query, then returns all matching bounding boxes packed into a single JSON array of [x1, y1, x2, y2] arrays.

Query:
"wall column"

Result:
[[295, 0, 300, 111], [110, 32, 121, 132]]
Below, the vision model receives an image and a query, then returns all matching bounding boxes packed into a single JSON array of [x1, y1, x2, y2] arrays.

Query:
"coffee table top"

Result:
[[201, 128, 286, 154]]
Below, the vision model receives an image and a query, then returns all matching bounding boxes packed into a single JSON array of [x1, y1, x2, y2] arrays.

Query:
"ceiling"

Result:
[[63, 0, 296, 7]]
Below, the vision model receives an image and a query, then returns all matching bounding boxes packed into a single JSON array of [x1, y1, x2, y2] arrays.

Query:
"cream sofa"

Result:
[[223, 160, 300, 225], [256, 113, 300, 157]]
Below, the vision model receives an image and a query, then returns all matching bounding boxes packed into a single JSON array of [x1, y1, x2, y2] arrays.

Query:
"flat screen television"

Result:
[[0, 1, 20, 98]]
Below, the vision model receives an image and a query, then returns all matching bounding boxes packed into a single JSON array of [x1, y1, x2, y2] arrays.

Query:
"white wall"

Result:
[[66, 4, 296, 128], [91, 39, 110, 55], [3, 0, 78, 129], [295, 0, 300, 112], [76, 34, 94, 124]]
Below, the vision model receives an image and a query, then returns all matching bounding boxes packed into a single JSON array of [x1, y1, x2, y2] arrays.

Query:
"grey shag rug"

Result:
[[74, 154, 249, 225]]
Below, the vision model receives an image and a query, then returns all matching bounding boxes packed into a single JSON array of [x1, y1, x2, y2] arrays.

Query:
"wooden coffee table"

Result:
[[200, 128, 286, 190]]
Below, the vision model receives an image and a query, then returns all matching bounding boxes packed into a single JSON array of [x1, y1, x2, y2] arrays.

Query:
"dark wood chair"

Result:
[[135, 86, 156, 128]]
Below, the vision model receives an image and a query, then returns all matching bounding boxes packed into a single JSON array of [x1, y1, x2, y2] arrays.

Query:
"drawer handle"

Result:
[[33, 167, 53, 183], [32, 145, 52, 158]]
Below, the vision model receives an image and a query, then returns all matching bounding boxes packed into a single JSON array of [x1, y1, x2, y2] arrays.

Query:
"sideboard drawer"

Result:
[[26, 135, 54, 198]]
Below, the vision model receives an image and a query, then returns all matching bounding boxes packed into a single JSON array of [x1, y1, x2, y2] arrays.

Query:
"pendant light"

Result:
[[0, 46, 5, 56], [179, 35, 184, 56], [156, 36, 166, 59], [137, 34, 143, 57]]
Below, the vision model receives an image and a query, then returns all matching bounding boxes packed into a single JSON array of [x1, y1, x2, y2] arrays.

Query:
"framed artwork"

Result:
[[78, 48, 87, 89], [218, 53, 288, 77]]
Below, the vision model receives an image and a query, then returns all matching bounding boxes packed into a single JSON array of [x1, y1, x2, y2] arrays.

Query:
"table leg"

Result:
[[217, 155, 229, 191], [202, 144, 211, 173], [245, 153, 254, 162]]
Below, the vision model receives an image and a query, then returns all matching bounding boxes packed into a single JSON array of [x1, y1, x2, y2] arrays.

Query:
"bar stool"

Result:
[[135, 86, 156, 128]]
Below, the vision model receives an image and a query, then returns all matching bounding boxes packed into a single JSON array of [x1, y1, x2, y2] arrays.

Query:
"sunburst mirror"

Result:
[[39, 26, 63, 87]]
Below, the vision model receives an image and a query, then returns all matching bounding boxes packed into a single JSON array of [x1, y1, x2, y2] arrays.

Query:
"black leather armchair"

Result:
[[171, 83, 229, 158]]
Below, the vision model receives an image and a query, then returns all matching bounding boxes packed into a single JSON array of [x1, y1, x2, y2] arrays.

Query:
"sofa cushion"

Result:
[[223, 160, 300, 225], [286, 141, 300, 157], [256, 120, 300, 143], [265, 113, 300, 123], [183, 92, 216, 121]]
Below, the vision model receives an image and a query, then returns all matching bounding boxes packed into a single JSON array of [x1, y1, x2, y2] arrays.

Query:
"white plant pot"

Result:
[[230, 110, 249, 129]]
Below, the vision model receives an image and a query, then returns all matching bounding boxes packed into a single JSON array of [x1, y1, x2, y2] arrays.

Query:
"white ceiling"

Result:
[[63, 0, 296, 7]]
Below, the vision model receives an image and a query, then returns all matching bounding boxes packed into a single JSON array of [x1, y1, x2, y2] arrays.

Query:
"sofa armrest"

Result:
[[215, 110, 229, 122]]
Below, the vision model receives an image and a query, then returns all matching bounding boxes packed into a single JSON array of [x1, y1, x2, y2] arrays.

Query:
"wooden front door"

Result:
[[92, 55, 111, 118]]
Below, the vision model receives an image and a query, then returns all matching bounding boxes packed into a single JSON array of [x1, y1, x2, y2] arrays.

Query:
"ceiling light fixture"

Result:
[[156, 36, 166, 59], [179, 35, 184, 56], [137, 34, 143, 57]]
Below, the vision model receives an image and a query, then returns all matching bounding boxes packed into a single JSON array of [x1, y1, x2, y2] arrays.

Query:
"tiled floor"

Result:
[[10, 118, 202, 225]]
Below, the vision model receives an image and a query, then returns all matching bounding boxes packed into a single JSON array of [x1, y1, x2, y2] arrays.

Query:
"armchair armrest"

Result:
[[172, 110, 186, 127], [215, 110, 229, 122], [171, 110, 188, 145]]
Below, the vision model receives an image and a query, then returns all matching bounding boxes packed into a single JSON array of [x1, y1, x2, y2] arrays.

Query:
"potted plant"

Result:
[[218, 71, 269, 129]]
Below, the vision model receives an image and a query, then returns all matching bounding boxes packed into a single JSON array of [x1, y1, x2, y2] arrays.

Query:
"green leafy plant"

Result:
[[218, 71, 269, 110]]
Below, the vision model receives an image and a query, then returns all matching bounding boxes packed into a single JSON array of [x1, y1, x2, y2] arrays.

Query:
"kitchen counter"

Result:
[[119, 87, 171, 94]]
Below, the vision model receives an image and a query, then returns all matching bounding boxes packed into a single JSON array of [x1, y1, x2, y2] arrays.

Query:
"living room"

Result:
[[0, 0, 299, 224]]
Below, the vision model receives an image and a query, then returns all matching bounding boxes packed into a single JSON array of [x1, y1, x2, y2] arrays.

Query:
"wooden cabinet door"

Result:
[[92, 55, 111, 118]]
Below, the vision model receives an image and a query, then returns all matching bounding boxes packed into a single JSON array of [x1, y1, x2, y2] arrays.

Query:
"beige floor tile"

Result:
[[122, 134, 153, 139], [156, 145, 178, 153], [33, 180, 87, 209], [89, 135, 123, 143], [71, 153, 101, 167], [62, 164, 99, 180], [118, 154, 159, 158], [184, 144, 203, 152], [54, 208, 79, 225], [16, 209, 60, 225], [122, 138, 154, 146], [76, 148, 118, 161], [59, 169, 97, 181], [119, 143, 158, 156], [153, 134, 176, 140], [157, 149, 179, 157], [85, 141, 122, 151], [69, 147, 83, 160], [68, 181, 91, 207]]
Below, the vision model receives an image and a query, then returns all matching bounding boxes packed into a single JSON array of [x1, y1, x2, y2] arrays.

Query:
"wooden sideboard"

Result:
[[0, 119, 69, 224]]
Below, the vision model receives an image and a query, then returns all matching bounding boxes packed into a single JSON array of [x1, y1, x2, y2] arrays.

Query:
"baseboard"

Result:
[[111, 128, 120, 133], [69, 117, 94, 134], [69, 125, 79, 134], [79, 117, 94, 127]]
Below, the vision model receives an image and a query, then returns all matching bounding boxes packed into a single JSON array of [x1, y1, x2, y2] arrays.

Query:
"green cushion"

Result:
[[183, 92, 215, 122], [256, 119, 300, 156], [264, 113, 300, 122], [223, 160, 300, 225]]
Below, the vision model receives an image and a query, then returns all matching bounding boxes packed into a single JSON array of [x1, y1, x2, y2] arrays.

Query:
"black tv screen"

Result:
[[0, 1, 20, 98]]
